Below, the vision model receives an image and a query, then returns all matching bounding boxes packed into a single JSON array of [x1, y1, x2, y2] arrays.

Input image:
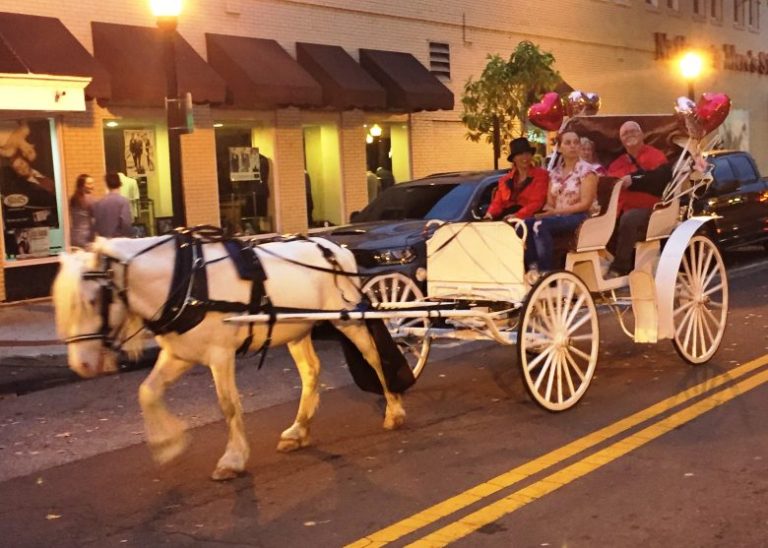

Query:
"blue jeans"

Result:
[[524, 213, 588, 271]]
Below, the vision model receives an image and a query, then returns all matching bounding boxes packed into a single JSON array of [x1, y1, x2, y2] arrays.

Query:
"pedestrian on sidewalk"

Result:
[[69, 173, 95, 248], [93, 172, 134, 238]]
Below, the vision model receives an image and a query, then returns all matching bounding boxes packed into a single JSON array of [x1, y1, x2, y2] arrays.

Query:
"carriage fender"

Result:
[[655, 216, 717, 340]]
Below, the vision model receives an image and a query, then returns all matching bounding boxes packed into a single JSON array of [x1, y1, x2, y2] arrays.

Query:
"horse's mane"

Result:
[[52, 249, 146, 359]]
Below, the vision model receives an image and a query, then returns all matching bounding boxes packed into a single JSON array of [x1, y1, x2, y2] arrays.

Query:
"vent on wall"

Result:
[[429, 42, 451, 81]]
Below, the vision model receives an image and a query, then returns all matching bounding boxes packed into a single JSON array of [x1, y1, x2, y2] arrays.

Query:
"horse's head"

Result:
[[52, 250, 139, 378]]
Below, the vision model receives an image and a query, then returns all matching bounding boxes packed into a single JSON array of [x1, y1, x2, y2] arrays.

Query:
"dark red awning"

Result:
[[296, 42, 386, 110], [0, 12, 110, 100], [92, 21, 226, 107], [359, 49, 453, 111], [206, 34, 322, 109]]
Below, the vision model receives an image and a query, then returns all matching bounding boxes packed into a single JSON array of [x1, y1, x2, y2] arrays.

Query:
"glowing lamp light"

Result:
[[149, 0, 182, 17], [369, 123, 383, 137], [679, 51, 704, 80], [105, 120, 119, 128], [365, 134, 374, 144], [213, 123, 223, 128]]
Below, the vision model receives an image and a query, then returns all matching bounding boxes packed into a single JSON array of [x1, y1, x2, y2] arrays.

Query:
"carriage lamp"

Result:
[[678, 51, 704, 100], [373, 246, 416, 265]]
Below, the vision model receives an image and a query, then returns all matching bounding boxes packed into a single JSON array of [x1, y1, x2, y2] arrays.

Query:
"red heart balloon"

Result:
[[528, 92, 564, 131], [695, 93, 731, 135]]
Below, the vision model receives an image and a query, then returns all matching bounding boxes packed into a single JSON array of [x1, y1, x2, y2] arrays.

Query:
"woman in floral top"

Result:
[[524, 130, 598, 271]]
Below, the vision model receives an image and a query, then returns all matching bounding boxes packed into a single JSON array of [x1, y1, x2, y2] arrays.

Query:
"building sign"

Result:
[[654, 33, 768, 75]]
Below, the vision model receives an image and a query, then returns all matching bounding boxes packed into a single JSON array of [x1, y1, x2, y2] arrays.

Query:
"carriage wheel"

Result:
[[672, 235, 728, 364], [362, 273, 431, 378], [517, 271, 599, 412]]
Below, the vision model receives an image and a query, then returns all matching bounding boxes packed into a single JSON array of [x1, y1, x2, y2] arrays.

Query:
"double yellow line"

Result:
[[347, 354, 768, 547]]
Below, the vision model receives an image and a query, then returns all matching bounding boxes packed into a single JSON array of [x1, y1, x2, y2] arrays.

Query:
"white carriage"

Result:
[[358, 113, 728, 411]]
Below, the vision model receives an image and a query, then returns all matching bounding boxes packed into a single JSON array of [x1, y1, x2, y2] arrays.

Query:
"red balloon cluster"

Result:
[[528, 90, 601, 131], [528, 92, 564, 131], [674, 92, 731, 139]]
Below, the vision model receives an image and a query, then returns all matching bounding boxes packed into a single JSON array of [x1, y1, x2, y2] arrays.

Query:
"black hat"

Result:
[[507, 137, 536, 162]]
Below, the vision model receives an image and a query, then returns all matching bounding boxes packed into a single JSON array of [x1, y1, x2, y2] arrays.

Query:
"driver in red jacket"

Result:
[[484, 137, 548, 221]]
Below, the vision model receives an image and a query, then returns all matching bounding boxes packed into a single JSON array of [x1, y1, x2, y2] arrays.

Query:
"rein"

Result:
[[64, 226, 360, 367]]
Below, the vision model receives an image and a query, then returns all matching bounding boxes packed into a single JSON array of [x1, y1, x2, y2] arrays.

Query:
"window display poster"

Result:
[[14, 227, 50, 258], [124, 129, 156, 177], [229, 147, 261, 182], [0, 120, 59, 229], [717, 109, 749, 152]]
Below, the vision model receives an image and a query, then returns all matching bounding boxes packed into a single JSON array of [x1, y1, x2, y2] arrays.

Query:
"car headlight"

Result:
[[373, 246, 416, 265]]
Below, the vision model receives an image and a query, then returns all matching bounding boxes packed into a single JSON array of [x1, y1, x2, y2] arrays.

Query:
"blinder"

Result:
[[63, 259, 124, 350]]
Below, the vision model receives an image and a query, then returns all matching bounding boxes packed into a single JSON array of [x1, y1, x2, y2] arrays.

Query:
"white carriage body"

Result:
[[427, 221, 527, 303]]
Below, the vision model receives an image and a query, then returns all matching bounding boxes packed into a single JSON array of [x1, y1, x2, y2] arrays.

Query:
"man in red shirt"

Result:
[[484, 137, 548, 221], [606, 121, 671, 276]]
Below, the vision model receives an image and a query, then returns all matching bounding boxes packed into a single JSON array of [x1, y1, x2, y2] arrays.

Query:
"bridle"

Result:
[[62, 256, 127, 351]]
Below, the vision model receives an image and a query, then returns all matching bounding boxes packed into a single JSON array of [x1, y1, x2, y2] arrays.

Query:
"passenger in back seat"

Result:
[[524, 130, 599, 273], [605, 121, 672, 277]]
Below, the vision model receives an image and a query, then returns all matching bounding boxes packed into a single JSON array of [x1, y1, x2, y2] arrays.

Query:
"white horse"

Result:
[[52, 234, 406, 480]]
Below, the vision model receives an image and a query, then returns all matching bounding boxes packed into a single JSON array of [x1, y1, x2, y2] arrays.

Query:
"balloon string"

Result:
[[546, 116, 570, 171]]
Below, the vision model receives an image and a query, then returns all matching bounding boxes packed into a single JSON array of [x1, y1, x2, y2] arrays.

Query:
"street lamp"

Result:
[[150, 0, 186, 228], [679, 50, 704, 101]]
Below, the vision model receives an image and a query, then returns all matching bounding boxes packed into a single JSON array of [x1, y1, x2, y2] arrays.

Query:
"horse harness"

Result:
[[66, 227, 354, 368]]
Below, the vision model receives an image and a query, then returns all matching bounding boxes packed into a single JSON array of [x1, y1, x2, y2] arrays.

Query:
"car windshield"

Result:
[[354, 183, 474, 222]]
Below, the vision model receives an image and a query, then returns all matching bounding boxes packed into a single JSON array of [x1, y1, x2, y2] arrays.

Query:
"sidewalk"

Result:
[[0, 299, 77, 395]]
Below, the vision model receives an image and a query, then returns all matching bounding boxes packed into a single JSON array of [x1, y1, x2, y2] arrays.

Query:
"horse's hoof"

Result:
[[276, 436, 310, 453], [211, 466, 242, 481], [383, 414, 405, 430], [149, 433, 189, 464]]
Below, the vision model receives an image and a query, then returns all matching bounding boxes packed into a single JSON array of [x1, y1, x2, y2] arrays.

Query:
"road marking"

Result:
[[345, 354, 768, 547], [410, 363, 768, 547]]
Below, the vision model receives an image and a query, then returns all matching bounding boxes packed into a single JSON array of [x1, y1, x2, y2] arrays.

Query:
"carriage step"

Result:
[[629, 270, 658, 343]]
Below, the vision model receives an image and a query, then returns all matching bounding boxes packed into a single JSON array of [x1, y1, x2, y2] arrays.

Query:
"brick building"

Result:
[[0, 0, 765, 300]]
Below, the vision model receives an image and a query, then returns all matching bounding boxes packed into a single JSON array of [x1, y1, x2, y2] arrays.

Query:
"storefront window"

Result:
[[214, 124, 275, 236], [365, 121, 411, 202], [103, 120, 172, 236], [303, 123, 342, 227], [0, 118, 64, 260]]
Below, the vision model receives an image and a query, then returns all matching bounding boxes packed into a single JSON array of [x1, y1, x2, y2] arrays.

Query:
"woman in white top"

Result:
[[524, 130, 598, 271]]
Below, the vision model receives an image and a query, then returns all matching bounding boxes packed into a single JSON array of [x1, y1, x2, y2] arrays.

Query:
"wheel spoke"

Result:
[[675, 305, 695, 338], [702, 283, 724, 298], [563, 293, 587, 329], [533, 351, 555, 391], [564, 349, 587, 382], [544, 353, 557, 402], [566, 310, 592, 336], [526, 344, 554, 373], [561, 351, 576, 397], [568, 344, 592, 362], [699, 307, 715, 349], [673, 298, 695, 316]]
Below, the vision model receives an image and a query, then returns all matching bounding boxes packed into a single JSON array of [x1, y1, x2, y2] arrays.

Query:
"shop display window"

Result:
[[365, 121, 411, 203], [0, 118, 64, 261], [214, 124, 274, 236]]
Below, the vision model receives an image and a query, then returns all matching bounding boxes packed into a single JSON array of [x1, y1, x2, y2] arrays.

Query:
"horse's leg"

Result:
[[277, 334, 320, 452], [138, 348, 195, 464], [208, 348, 249, 481], [334, 323, 406, 430]]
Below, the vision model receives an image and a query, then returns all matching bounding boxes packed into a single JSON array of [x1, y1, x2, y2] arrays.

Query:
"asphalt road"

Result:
[[0, 249, 767, 547]]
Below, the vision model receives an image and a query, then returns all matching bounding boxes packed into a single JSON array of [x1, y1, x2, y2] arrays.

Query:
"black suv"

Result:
[[695, 151, 768, 250], [321, 170, 505, 286]]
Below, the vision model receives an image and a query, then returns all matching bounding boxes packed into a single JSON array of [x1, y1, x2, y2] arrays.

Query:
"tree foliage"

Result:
[[461, 41, 561, 147]]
